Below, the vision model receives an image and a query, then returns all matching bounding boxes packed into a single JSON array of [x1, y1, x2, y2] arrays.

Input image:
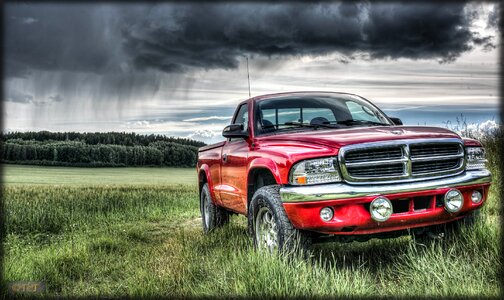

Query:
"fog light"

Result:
[[471, 190, 482, 203], [370, 196, 392, 222], [444, 189, 463, 213], [320, 207, 334, 222]]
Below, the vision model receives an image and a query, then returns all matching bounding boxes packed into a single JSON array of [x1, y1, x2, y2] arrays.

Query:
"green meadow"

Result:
[[2, 156, 501, 297], [2, 165, 197, 185]]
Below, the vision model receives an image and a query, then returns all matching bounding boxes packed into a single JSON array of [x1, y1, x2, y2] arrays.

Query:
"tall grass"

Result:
[[4, 214, 499, 297], [4, 185, 199, 234]]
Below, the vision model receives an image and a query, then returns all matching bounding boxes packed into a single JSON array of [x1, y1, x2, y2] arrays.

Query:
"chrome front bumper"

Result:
[[280, 169, 491, 203]]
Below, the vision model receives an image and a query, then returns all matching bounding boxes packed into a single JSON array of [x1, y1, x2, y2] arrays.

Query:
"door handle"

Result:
[[222, 153, 228, 163]]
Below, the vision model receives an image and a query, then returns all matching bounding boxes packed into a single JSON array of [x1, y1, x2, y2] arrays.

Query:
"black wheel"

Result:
[[249, 185, 311, 255], [200, 183, 229, 233]]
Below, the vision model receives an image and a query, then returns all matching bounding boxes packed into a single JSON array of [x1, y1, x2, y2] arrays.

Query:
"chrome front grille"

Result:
[[344, 146, 403, 163], [409, 143, 461, 157], [347, 163, 404, 177], [339, 138, 465, 183], [411, 158, 461, 174]]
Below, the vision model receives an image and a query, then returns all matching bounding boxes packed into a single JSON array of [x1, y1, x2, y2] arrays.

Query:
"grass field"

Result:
[[2, 165, 197, 185], [2, 163, 501, 297]]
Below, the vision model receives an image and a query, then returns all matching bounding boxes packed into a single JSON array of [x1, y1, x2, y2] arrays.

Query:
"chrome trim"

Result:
[[410, 153, 464, 162], [280, 169, 491, 202], [345, 158, 409, 167], [404, 143, 412, 178], [338, 138, 465, 184]]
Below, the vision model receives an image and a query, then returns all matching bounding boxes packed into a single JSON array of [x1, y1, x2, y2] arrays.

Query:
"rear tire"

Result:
[[200, 183, 229, 233], [249, 185, 311, 255]]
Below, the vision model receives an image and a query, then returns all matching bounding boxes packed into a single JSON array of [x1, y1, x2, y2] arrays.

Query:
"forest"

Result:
[[1, 131, 205, 167]]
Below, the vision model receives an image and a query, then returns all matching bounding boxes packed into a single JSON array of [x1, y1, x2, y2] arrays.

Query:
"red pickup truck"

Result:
[[197, 92, 491, 253]]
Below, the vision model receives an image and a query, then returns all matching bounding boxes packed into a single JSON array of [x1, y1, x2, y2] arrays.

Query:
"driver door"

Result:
[[220, 103, 251, 214]]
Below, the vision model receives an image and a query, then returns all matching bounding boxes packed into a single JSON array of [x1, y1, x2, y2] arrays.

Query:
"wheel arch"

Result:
[[199, 163, 220, 199], [247, 158, 282, 211], [198, 164, 210, 193]]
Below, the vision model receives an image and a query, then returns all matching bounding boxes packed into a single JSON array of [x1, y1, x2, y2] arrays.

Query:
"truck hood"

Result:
[[258, 126, 461, 149]]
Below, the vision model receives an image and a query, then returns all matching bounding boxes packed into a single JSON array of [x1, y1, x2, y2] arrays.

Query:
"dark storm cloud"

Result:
[[5, 90, 65, 105], [362, 4, 473, 62], [5, 3, 129, 77], [487, 4, 500, 29], [48, 95, 64, 103], [5, 2, 496, 77], [6, 89, 33, 103], [122, 2, 490, 71], [473, 36, 496, 51]]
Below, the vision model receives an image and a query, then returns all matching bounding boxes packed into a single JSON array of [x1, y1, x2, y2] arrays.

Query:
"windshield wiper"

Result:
[[261, 122, 318, 133], [336, 119, 389, 126], [284, 121, 339, 129], [261, 121, 330, 133], [284, 121, 315, 128]]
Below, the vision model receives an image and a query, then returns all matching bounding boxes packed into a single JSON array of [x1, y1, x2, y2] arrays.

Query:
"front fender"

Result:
[[248, 157, 282, 184], [462, 137, 483, 147]]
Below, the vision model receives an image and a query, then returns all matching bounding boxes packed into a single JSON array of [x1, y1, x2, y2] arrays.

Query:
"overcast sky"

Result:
[[4, 2, 501, 144]]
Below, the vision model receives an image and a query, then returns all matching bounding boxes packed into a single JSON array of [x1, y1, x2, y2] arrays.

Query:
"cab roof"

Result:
[[250, 91, 362, 103]]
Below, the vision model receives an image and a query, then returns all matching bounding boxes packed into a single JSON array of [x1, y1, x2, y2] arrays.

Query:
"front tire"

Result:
[[200, 183, 229, 233], [249, 185, 311, 254]]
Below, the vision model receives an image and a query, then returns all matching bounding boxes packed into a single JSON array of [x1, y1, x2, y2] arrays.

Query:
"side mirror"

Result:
[[389, 117, 403, 125], [222, 124, 249, 139]]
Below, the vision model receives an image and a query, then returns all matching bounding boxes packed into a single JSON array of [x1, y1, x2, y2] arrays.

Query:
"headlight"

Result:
[[466, 147, 487, 170], [444, 189, 463, 213], [290, 157, 341, 185]]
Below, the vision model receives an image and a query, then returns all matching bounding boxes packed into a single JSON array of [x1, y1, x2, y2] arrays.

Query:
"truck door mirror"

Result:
[[389, 117, 403, 125], [222, 124, 249, 139]]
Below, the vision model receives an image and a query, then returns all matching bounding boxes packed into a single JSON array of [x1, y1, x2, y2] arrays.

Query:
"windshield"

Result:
[[255, 94, 392, 135]]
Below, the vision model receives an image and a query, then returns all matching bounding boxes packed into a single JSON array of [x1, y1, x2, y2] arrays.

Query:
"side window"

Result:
[[233, 104, 249, 131]]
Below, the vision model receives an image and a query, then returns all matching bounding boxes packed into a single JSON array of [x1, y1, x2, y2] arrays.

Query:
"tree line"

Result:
[[1, 131, 205, 167], [2, 131, 206, 148]]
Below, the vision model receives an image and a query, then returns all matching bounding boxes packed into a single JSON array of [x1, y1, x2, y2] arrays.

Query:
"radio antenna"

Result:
[[246, 56, 251, 98]]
